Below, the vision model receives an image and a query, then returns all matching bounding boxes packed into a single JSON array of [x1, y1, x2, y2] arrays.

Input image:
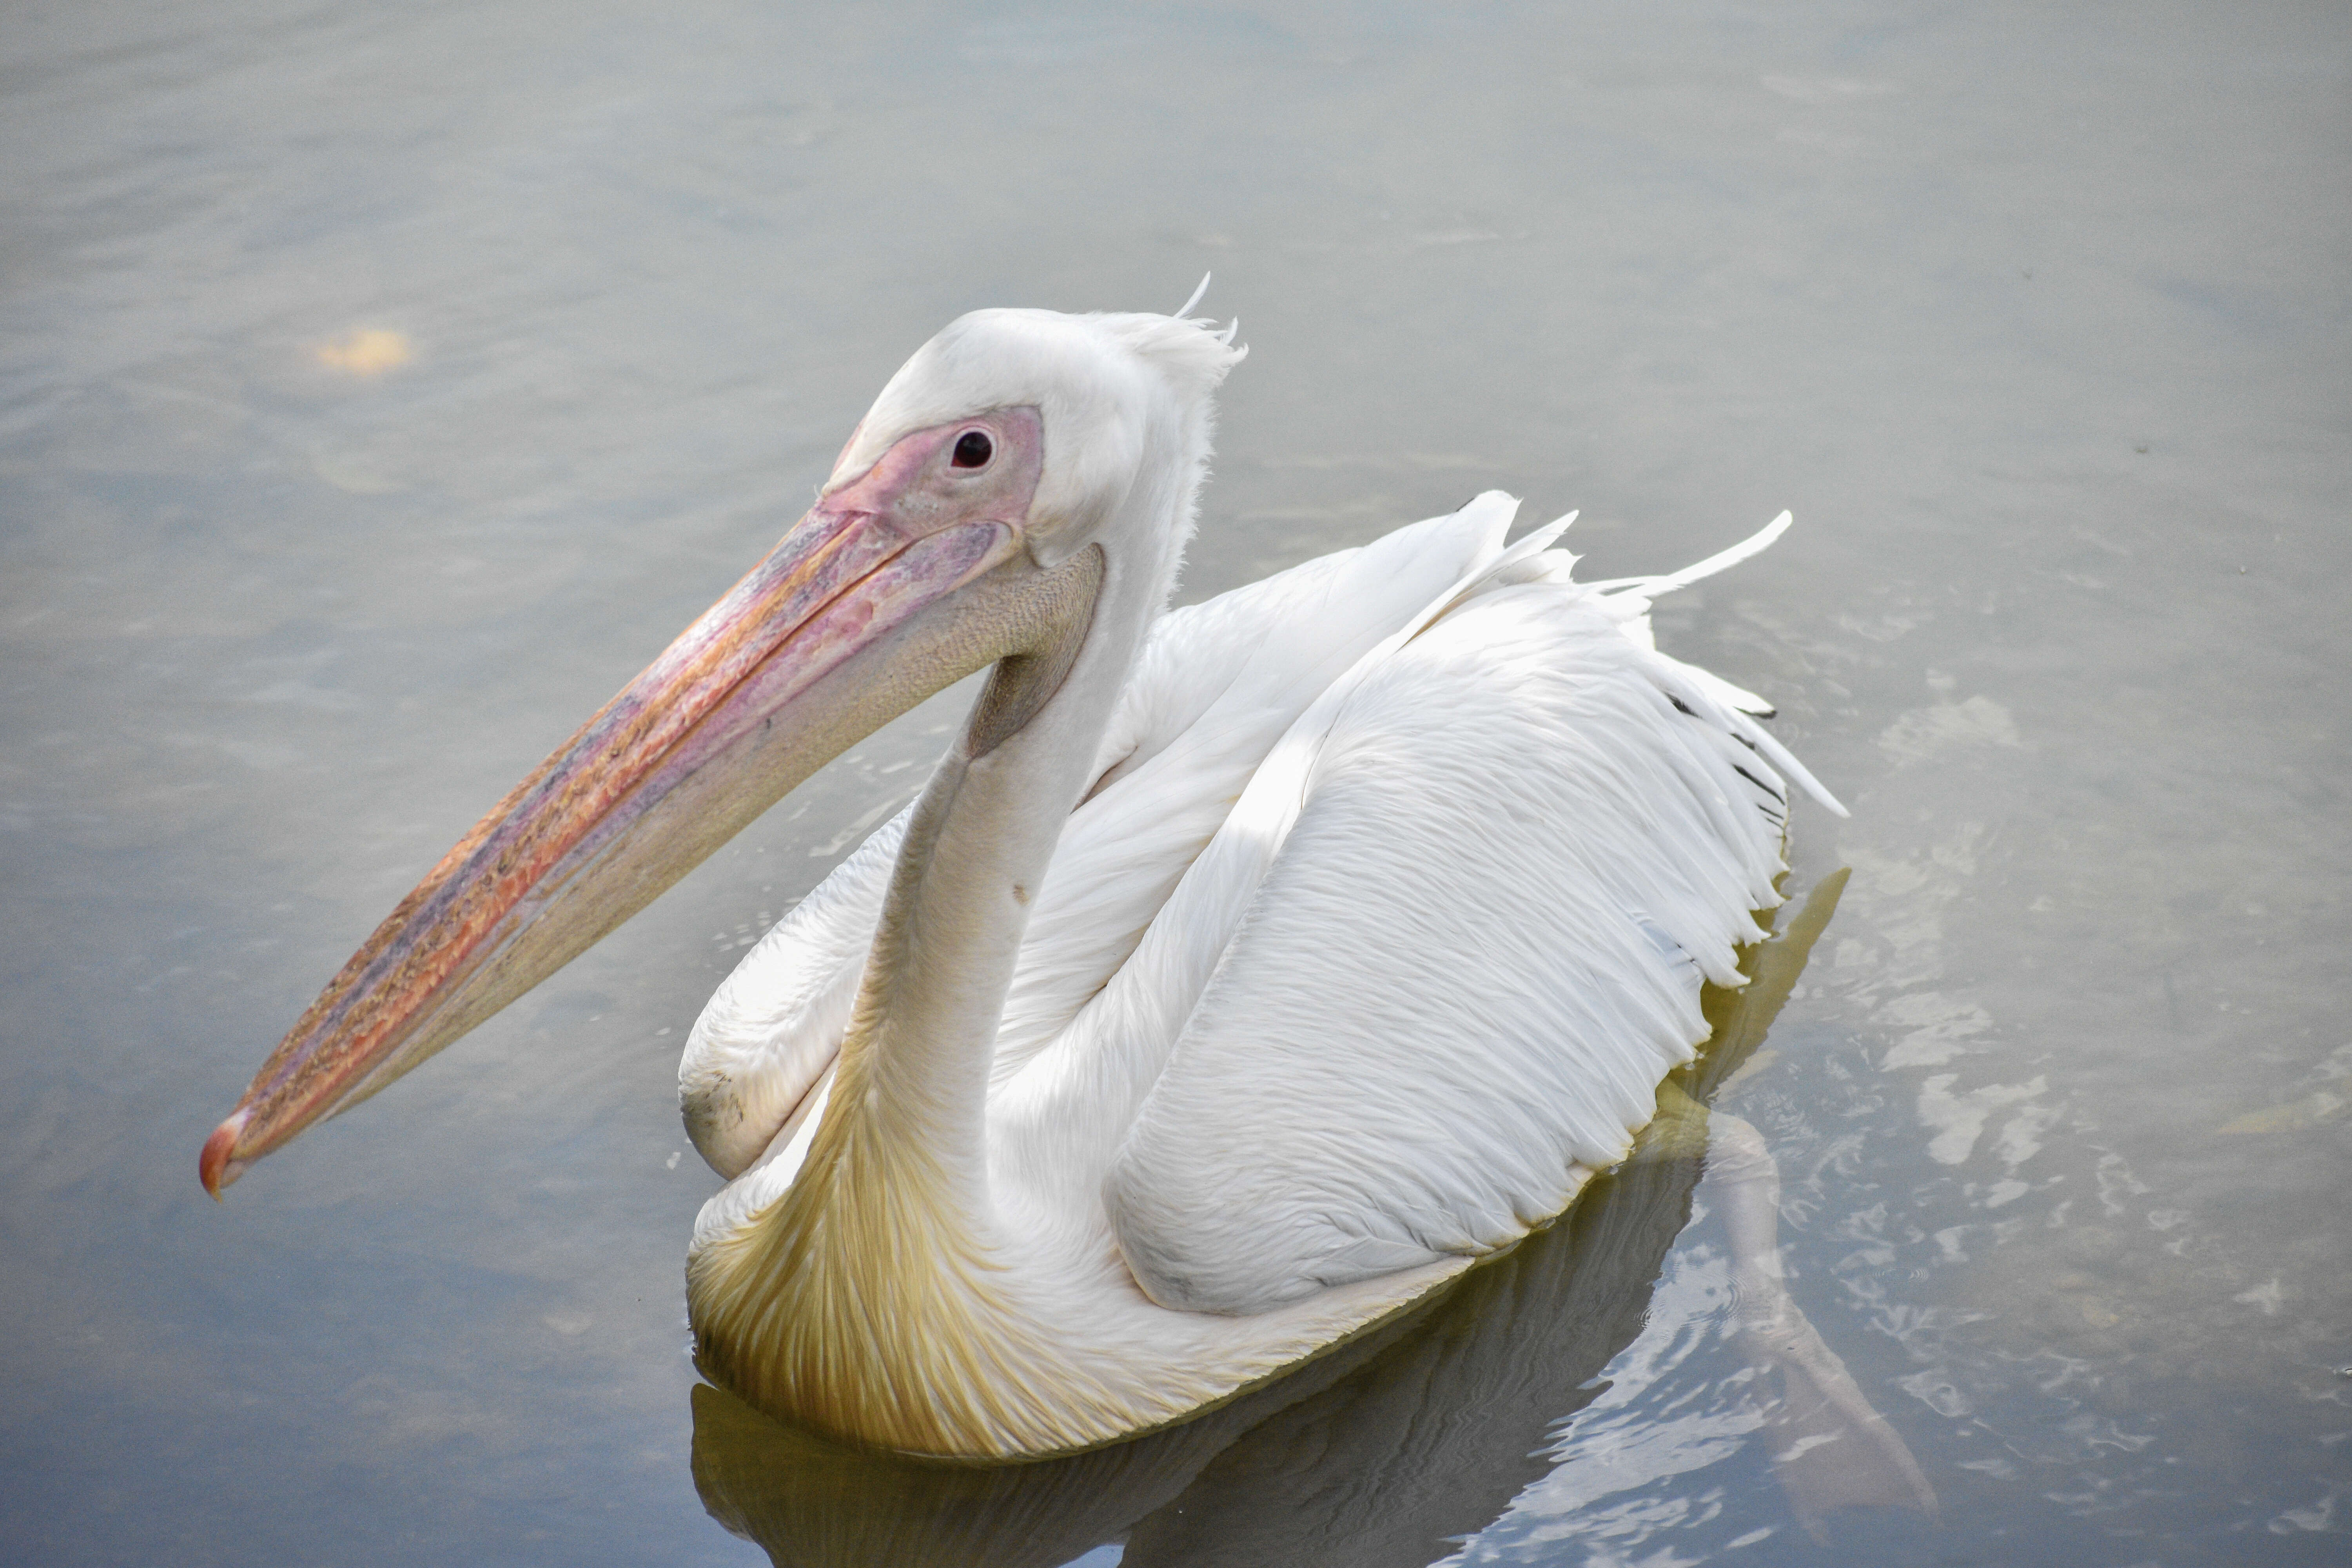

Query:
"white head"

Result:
[[201, 303, 1245, 1194], [830, 308, 1245, 603]]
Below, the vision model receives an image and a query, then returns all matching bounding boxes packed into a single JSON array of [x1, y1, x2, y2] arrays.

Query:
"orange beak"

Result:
[[202, 410, 1048, 1195]]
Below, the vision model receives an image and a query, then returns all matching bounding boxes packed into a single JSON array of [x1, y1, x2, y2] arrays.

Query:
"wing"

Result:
[[1102, 539, 1830, 1315], [681, 809, 906, 1176], [682, 495, 1523, 1176], [989, 494, 1518, 1080]]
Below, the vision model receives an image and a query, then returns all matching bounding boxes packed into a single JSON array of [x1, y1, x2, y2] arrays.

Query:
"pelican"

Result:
[[200, 299, 1845, 1460]]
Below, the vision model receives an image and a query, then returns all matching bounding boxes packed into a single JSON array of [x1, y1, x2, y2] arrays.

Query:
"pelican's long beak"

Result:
[[202, 411, 1057, 1195]]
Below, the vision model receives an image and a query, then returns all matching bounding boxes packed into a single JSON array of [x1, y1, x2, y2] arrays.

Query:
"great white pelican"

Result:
[[200, 301, 1846, 1460]]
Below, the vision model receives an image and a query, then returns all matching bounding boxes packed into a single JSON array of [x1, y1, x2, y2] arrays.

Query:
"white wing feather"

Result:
[[1097, 529, 1821, 1314], [991, 494, 1519, 1080], [680, 811, 904, 1176]]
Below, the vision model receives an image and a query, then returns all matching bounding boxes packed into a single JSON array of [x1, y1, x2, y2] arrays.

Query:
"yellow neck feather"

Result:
[[686, 1030, 1004, 1452]]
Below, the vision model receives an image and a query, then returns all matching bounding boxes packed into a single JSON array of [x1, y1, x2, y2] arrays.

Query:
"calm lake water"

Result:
[[3, 2, 2346, 1563]]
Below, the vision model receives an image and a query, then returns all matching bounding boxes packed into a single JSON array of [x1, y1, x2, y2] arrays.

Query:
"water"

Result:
[[2, 1, 2345, 1563]]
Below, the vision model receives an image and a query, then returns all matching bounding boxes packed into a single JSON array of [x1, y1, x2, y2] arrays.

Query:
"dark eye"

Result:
[[951, 430, 993, 468]]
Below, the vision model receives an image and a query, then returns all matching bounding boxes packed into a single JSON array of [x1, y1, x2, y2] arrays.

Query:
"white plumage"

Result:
[[682, 400, 1840, 1416]]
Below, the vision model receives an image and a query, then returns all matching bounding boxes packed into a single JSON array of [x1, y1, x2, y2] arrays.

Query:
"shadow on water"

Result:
[[691, 870, 1900, 1566]]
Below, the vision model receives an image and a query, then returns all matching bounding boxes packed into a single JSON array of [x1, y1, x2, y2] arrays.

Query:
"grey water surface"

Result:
[[3, 2, 2346, 1564]]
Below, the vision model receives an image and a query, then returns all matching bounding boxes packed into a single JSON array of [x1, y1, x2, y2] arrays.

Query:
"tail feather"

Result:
[[1586, 511, 1795, 599], [1588, 512, 1846, 817]]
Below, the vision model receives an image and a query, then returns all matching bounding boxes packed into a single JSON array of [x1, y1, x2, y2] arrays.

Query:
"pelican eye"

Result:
[[951, 430, 994, 468]]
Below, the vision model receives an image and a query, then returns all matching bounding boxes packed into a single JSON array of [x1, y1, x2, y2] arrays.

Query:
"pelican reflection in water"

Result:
[[692, 873, 1935, 1565]]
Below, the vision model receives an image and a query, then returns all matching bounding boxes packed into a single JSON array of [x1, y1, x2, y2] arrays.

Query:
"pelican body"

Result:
[[202, 305, 1842, 1459]]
